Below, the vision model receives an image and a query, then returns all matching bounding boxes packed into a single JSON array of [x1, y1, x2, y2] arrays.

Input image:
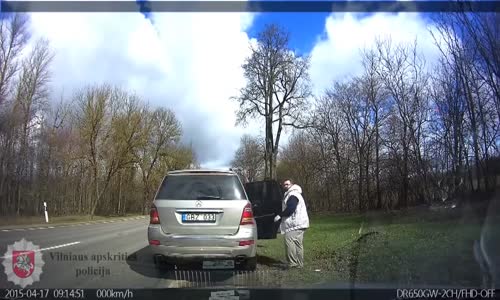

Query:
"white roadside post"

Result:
[[44, 202, 49, 223]]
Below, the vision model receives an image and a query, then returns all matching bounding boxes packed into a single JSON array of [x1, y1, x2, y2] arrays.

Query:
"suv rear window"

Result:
[[155, 174, 247, 200]]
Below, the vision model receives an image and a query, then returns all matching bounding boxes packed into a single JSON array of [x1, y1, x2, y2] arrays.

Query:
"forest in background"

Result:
[[0, 15, 198, 218], [1, 11, 498, 218], [231, 12, 499, 212]]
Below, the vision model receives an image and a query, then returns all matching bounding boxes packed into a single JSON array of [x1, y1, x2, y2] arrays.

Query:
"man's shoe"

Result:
[[290, 265, 303, 269]]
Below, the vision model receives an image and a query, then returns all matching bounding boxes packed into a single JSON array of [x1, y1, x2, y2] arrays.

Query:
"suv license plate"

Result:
[[182, 213, 216, 223], [203, 260, 235, 269]]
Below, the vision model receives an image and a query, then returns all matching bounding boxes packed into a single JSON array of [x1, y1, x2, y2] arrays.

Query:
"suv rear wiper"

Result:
[[196, 195, 221, 200]]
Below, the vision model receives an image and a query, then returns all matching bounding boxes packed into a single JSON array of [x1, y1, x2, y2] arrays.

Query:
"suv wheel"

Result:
[[240, 257, 257, 271]]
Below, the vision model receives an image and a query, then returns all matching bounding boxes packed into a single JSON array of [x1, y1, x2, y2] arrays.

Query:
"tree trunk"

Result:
[[358, 162, 363, 212], [79, 184, 83, 214], [365, 154, 371, 210], [462, 75, 482, 192], [271, 151, 278, 180], [0, 175, 6, 213], [7, 183, 11, 214], [375, 126, 381, 210], [16, 184, 21, 216], [266, 117, 274, 180], [90, 200, 98, 219], [117, 171, 122, 215], [477, 96, 490, 191], [402, 148, 409, 209], [326, 171, 332, 211], [90, 172, 99, 219], [142, 188, 150, 215]]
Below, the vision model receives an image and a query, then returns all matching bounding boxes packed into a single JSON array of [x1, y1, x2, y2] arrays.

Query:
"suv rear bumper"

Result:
[[148, 224, 257, 260]]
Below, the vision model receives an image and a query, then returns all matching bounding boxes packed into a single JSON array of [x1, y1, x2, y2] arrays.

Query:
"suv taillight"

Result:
[[150, 205, 160, 224], [240, 203, 254, 225]]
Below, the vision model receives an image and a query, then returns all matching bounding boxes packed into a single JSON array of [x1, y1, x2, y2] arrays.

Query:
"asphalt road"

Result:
[[2, 216, 488, 294], [0, 217, 250, 289]]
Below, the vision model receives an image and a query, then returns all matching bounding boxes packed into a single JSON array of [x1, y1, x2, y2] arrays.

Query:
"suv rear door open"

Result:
[[244, 180, 283, 239]]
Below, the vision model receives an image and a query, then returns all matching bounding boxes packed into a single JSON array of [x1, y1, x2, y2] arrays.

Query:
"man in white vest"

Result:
[[274, 179, 310, 269]]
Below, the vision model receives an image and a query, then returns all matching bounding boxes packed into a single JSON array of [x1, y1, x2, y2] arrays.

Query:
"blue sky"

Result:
[[247, 13, 331, 54], [133, 0, 377, 56], [136, 3, 331, 55]]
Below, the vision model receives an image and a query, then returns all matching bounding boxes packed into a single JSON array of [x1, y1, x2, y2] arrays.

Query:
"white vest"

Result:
[[280, 184, 310, 234]]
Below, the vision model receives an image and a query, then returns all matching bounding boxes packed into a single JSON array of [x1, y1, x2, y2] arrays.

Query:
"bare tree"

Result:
[[0, 17, 196, 217], [432, 12, 499, 193], [74, 84, 113, 217], [137, 107, 181, 214], [275, 16, 498, 214], [277, 131, 322, 208], [36, 97, 77, 215], [0, 14, 30, 107], [0, 15, 30, 214], [231, 134, 265, 182], [452, 13, 499, 120], [325, 80, 373, 212], [234, 23, 311, 180], [7, 38, 53, 215], [360, 48, 390, 209], [312, 93, 350, 211], [374, 38, 430, 208]]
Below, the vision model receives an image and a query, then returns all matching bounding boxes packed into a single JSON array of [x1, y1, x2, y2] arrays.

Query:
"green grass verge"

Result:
[[256, 209, 486, 288]]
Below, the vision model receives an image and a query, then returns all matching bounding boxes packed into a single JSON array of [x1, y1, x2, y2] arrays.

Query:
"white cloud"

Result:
[[28, 8, 443, 169], [310, 13, 442, 95], [28, 10, 263, 168]]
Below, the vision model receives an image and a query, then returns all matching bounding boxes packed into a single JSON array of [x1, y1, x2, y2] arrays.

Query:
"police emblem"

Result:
[[2, 238, 44, 287]]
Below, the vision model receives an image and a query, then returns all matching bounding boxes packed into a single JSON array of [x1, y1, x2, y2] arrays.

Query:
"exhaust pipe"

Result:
[[235, 255, 246, 264]]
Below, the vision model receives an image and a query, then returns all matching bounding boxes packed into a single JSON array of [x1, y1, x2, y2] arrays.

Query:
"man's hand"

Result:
[[274, 215, 281, 222]]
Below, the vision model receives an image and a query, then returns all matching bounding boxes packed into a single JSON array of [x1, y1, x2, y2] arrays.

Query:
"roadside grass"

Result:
[[0, 214, 146, 228], [256, 209, 486, 288]]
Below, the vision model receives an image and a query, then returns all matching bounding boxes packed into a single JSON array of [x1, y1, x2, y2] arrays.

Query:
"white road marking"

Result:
[[0, 241, 81, 259], [48, 226, 55, 229], [40, 241, 81, 252], [2, 229, 10, 232]]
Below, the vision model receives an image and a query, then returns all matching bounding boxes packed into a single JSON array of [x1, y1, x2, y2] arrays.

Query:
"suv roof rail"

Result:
[[168, 169, 235, 175]]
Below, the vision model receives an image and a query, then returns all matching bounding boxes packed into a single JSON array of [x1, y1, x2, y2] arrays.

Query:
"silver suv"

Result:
[[148, 169, 258, 270]]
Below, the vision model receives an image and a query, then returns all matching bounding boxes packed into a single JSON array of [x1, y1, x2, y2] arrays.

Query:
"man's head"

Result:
[[283, 179, 293, 191]]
